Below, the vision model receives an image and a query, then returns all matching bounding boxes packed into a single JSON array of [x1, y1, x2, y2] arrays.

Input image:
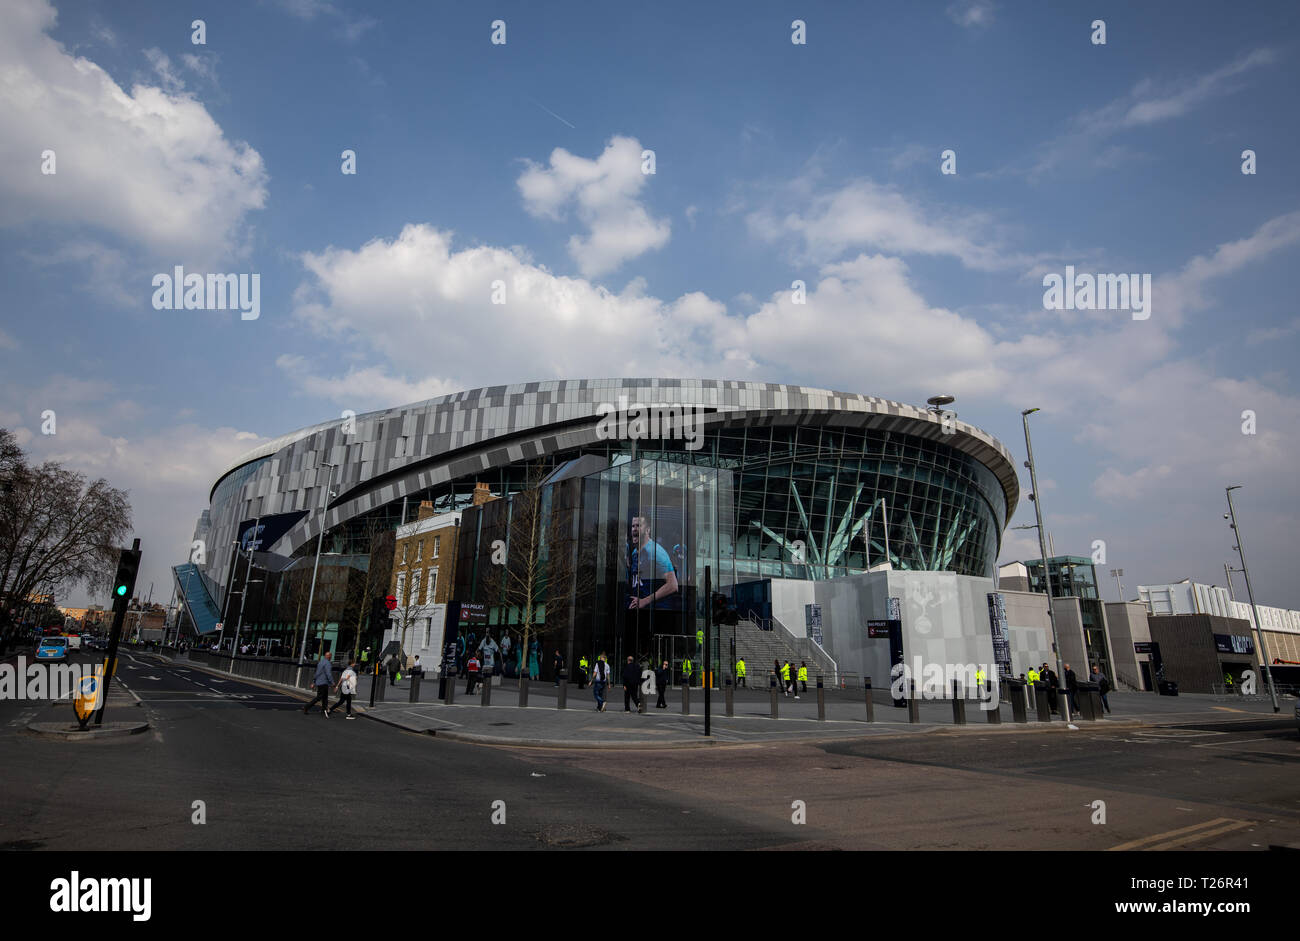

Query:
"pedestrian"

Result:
[[1064, 663, 1078, 715], [1091, 664, 1112, 713], [386, 652, 400, 686], [682, 657, 693, 688], [655, 659, 670, 708], [1042, 663, 1059, 713], [576, 654, 589, 690], [412, 655, 423, 677], [303, 651, 333, 718], [591, 653, 610, 712], [622, 655, 642, 712], [798, 661, 808, 693], [735, 656, 746, 688], [553, 648, 565, 687], [332, 659, 358, 719], [465, 651, 481, 694], [781, 660, 793, 697], [528, 640, 540, 680]]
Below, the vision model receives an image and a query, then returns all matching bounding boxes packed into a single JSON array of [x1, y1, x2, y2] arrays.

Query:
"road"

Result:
[[1, 650, 1297, 851]]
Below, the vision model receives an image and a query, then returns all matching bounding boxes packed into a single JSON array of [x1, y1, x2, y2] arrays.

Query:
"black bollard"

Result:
[[369, 663, 379, 707], [681, 683, 690, 716], [724, 677, 734, 717], [481, 676, 491, 706], [1034, 684, 1052, 722], [518, 676, 529, 708], [446, 673, 457, 705], [907, 680, 920, 723], [952, 679, 967, 725], [985, 679, 1002, 724], [864, 676, 875, 722], [817, 676, 826, 721], [409, 673, 421, 703], [557, 679, 568, 710], [1010, 681, 1028, 723]]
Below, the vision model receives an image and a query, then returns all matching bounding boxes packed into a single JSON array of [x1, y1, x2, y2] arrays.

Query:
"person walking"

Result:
[[798, 661, 808, 693], [303, 652, 333, 718], [528, 641, 540, 681], [1064, 663, 1078, 715], [591, 654, 610, 712], [465, 651, 480, 695], [735, 657, 746, 688], [655, 659, 670, 709], [1042, 663, 1059, 714], [780, 660, 793, 697], [576, 654, 589, 690], [386, 651, 400, 687], [1091, 664, 1112, 713], [331, 659, 358, 719], [622, 655, 642, 712]]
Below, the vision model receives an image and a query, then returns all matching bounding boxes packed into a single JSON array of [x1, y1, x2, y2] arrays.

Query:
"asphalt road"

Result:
[[2, 650, 1297, 851]]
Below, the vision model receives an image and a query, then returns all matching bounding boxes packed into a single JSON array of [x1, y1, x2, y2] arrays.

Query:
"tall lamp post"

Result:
[[1109, 568, 1124, 602], [1021, 408, 1073, 724], [1224, 486, 1279, 713], [296, 462, 338, 686]]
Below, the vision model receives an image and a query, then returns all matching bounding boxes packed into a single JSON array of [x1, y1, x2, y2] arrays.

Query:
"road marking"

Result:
[[1211, 706, 1249, 713], [1108, 818, 1247, 852], [1191, 737, 1281, 749], [1148, 819, 1254, 850]]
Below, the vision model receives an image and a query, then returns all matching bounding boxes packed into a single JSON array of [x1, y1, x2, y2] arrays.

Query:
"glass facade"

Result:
[[401, 424, 1005, 581], [1027, 556, 1113, 678]]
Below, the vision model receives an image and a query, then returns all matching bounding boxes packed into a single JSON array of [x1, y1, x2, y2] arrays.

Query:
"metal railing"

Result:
[[769, 613, 838, 684]]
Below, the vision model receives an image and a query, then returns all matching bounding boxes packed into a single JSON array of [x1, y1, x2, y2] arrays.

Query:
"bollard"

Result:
[[370, 664, 379, 707], [907, 680, 920, 724], [518, 676, 529, 708], [1089, 688, 1105, 719], [446, 674, 457, 705], [1034, 684, 1052, 722], [951, 680, 967, 725], [985, 681, 1002, 724], [864, 676, 875, 723], [557, 679, 568, 710], [817, 676, 826, 721], [481, 676, 491, 706], [769, 675, 779, 719], [681, 683, 690, 716], [376, 671, 386, 702], [725, 678, 734, 717], [1010, 682, 1028, 723], [409, 673, 421, 703]]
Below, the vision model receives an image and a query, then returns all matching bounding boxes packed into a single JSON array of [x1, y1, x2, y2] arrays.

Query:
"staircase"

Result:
[[731, 616, 837, 683]]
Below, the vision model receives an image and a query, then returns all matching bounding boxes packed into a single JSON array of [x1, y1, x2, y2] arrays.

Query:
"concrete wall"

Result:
[[770, 579, 816, 638], [813, 570, 996, 692], [1104, 601, 1152, 690], [1000, 590, 1053, 676]]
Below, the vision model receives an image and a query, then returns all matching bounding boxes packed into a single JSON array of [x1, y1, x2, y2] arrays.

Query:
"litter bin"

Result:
[[1074, 682, 1098, 720], [1157, 679, 1179, 696]]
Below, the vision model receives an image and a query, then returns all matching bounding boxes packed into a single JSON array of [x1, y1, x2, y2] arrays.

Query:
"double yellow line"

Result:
[[1109, 817, 1254, 851]]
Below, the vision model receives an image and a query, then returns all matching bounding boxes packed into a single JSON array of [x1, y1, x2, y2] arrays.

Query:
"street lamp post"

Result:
[[1021, 408, 1073, 724], [1109, 568, 1124, 602], [1224, 487, 1279, 713], [296, 462, 338, 686]]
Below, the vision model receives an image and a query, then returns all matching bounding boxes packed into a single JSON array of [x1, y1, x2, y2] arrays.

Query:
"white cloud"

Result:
[[747, 177, 1033, 272], [1029, 49, 1277, 179], [947, 1, 995, 28], [276, 355, 461, 410], [143, 47, 185, 93], [517, 136, 671, 277], [0, 0, 267, 265]]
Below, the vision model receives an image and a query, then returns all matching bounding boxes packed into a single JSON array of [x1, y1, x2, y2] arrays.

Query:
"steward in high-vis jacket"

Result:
[[735, 657, 747, 688]]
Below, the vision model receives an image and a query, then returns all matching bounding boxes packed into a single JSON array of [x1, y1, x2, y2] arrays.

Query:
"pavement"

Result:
[[2, 646, 150, 739], [159, 651, 1293, 748]]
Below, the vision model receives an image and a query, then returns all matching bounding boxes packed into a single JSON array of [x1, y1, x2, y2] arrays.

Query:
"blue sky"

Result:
[[2, 0, 1299, 609]]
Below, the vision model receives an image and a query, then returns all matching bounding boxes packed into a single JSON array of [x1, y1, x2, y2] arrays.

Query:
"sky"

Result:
[[2, 0, 1298, 611]]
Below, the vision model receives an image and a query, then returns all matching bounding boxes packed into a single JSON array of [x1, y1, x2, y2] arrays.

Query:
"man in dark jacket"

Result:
[[655, 660, 670, 709], [622, 656, 642, 712], [1064, 663, 1078, 715], [1091, 664, 1112, 713]]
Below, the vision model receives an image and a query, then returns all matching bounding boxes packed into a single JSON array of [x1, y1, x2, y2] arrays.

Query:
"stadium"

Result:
[[174, 379, 1020, 676]]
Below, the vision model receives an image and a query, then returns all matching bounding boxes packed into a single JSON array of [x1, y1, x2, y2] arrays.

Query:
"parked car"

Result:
[[36, 636, 68, 661]]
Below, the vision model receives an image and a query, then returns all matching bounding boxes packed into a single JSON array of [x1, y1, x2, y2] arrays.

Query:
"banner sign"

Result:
[[1213, 633, 1254, 655], [986, 592, 1012, 678], [237, 511, 308, 553], [806, 604, 823, 646]]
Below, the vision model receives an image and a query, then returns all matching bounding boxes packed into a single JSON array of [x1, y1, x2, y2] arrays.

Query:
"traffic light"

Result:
[[711, 592, 728, 626], [112, 547, 141, 610]]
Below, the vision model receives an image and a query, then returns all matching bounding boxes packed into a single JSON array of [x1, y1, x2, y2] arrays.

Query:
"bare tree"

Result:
[[351, 524, 394, 662], [0, 431, 131, 628]]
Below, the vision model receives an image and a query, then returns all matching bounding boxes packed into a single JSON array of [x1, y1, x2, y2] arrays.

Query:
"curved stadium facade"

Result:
[[176, 379, 1019, 647]]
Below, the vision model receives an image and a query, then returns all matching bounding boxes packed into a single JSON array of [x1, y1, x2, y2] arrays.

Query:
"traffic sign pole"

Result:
[[96, 538, 141, 726]]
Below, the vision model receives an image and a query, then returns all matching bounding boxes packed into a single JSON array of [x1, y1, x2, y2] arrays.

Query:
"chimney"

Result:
[[417, 500, 435, 521], [472, 482, 498, 506]]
